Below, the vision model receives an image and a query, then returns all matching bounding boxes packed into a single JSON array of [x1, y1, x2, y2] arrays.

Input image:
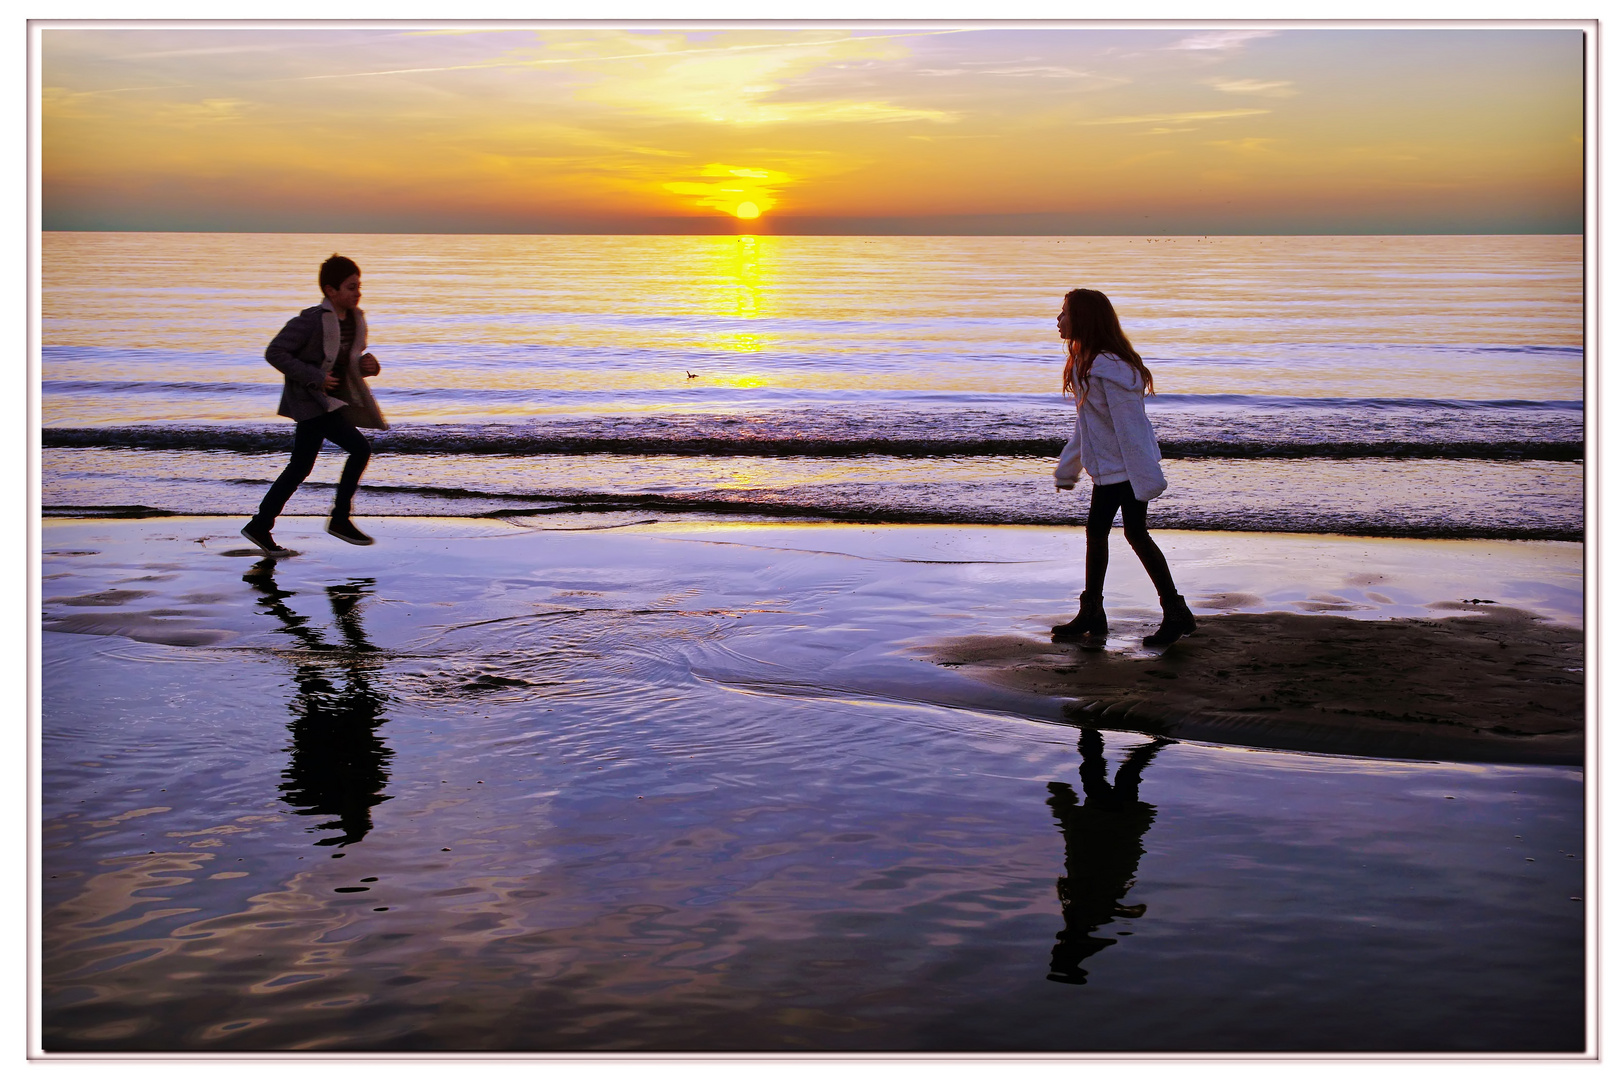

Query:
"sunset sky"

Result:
[[38, 23, 1586, 234]]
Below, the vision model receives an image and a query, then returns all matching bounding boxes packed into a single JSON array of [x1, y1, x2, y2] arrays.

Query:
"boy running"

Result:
[[242, 254, 387, 554]]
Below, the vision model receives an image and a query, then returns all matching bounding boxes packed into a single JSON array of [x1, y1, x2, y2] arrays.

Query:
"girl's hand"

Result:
[[323, 374, 340, 391], [359, 353, 381, 377]]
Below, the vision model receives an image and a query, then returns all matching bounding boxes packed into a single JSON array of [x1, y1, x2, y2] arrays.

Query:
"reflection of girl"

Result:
[[1051, 289, 1196, 649], [1046, 730, 1171, 985]]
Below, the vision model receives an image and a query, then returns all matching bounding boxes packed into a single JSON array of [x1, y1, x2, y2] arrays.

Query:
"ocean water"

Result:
[[40, 232, 1583, 539], [37, 233, 1588, 1053]]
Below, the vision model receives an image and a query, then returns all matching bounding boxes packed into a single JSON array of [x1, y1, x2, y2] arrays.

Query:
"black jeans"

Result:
[[255, 411, 371, 525], [1084, 480, 1178, 599]]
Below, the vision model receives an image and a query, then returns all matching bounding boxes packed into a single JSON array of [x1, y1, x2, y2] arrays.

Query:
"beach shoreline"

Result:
[[40, 515, 1584, 766]]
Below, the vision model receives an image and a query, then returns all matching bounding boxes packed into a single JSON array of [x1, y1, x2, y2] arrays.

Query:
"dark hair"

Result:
[[1060, 288, 1154, 401], [319, 254, 361, 293]]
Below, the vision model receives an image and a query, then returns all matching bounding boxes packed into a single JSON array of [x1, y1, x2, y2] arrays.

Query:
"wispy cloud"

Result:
[[1206, 137, 1282, 153], [917, 63, 1125, 84], [286, 29, 969, 84], [1169, 30, 1277, 53], [576, 34, 957, 127], [122, 43, 307, 60], [1211, 78, 1297, 97], [1079, 109, 1270, 127]]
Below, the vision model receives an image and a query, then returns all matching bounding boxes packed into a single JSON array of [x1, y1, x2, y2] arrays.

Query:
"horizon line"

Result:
[[39, 226, 1585, 238]]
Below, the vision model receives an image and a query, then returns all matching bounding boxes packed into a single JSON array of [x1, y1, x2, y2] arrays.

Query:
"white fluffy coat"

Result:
[[1053, 353, 1167, 501]]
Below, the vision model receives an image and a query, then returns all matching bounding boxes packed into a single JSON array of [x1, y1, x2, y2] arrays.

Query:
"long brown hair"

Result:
[[1060, 288, 1154, 402]]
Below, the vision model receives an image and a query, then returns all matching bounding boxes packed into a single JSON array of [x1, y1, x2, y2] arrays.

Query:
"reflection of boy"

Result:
[[243, 560, 392, 847], [242, 254, 388, 554]]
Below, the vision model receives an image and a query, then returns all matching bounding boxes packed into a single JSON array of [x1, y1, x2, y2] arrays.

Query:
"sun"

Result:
[[735, 202, 760, 220]]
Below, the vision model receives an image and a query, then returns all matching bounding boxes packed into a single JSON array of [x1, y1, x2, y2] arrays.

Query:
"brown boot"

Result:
[[1053, 592, 1107, 650], [1144, 593, 1197, 647]]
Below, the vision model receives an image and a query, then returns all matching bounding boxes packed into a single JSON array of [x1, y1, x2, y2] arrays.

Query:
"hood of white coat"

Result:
[[1087, 353, 1145, 391]]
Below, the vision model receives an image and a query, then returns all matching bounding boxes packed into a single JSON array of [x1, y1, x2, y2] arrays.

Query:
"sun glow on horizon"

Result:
[[663, 164, 788, 222]]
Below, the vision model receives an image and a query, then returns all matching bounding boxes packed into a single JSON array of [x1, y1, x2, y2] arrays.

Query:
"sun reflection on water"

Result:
[[694, 234, 773, 359]]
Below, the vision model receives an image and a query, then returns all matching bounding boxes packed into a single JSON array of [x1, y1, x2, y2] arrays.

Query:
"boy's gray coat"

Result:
[[264, 299, 389, 429]]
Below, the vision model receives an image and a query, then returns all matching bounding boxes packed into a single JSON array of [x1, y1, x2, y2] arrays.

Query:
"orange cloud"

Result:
[[663, 164, 794, 219]]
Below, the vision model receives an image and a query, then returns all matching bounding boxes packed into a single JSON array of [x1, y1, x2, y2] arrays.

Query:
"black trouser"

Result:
[[1084, 480, 1178, 599], [254, 411, 371, 526]]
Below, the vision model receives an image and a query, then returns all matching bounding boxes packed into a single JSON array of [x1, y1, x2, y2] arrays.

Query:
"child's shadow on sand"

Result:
[[244, 558, 392, 847], [1046, 729, 1172, 985]]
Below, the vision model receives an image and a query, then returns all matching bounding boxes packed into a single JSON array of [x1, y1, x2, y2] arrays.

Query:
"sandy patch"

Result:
[[922, 606, 1583, 765]]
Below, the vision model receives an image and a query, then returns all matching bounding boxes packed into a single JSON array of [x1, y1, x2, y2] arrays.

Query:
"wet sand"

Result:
[[923, 605, 1583, 765], [38, 517, 1587, 1052]]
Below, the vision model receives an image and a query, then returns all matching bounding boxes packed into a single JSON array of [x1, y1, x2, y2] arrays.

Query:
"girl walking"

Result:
[[1050, 288, 1196, 649]]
